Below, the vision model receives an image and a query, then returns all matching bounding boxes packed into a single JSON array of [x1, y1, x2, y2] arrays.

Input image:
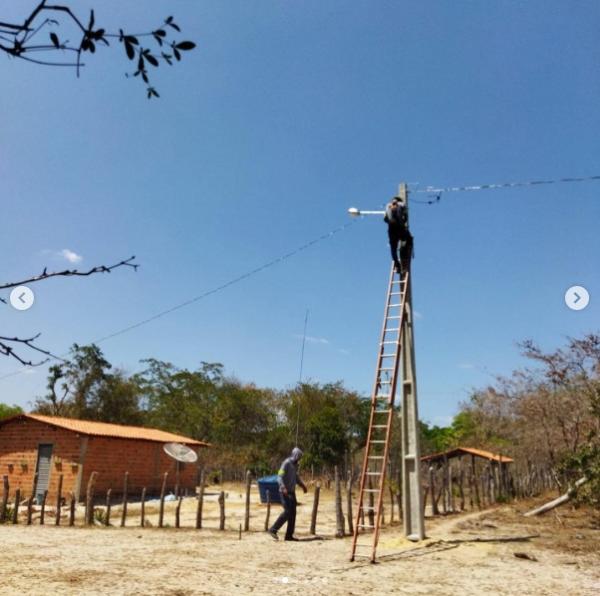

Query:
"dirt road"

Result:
[[1, 487, 599, 595]]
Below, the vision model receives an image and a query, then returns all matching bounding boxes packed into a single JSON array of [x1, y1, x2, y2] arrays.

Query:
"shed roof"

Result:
[[1, 414, 208, 447], [421, 446, 513, 463]]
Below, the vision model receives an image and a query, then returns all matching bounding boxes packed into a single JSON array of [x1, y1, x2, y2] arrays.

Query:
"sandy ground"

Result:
[[1, 484, 599, 595]]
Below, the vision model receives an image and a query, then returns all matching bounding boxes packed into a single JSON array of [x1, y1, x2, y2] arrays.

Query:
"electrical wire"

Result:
[[0, 219, 358, 382], [413, 174, 600, 195]]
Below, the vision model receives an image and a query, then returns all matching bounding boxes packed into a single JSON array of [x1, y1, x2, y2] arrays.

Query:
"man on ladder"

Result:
[[384, 195, 413, 275]]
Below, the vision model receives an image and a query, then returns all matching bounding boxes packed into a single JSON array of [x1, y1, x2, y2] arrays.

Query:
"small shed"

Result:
[[421, 446, 514, 466], [0, 414, 208, 502]]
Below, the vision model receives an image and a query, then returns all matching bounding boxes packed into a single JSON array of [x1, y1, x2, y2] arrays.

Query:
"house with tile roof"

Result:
[[0, 414, 208, 502]]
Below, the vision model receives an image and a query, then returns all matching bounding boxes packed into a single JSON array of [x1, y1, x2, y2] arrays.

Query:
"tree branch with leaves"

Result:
[[0, 1, 196, 98]]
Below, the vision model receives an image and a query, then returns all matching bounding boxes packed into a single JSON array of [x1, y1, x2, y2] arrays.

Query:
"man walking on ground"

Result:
[[268, 447, 308, 541], [384, 196, 413, 275]]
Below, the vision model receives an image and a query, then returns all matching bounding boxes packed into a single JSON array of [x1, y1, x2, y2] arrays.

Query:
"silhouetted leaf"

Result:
[[145, 53, 159, 67], [49, 32, 59, 48], [153, 34, 163, 46], [168, 22, 181, 32], [173, 48, 181, 61], [88, 9, 95, 31], [124, 40, 135, 60], [142, 71, 148, 83], [154, 29, 166, 37], [175, 41, 195, 51], [165, 16, 173, 24], [138, 54, 145, 71], [147, 87, 160, 99], [125, 35, 139, 46], [161, 52, 173, 65]]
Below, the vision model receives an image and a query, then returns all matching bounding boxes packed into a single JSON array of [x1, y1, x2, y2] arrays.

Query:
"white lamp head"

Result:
[[348, 207, 360, 217]]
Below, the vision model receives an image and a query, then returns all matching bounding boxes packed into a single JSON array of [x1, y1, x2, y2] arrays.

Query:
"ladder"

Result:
[[350, 262, 409, 562]]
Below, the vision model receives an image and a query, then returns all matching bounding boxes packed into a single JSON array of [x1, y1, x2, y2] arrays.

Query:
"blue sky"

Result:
[[1, 1, 598, 427]]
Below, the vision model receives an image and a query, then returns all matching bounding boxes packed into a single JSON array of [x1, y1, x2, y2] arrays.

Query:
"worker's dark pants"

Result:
[[388, 226, 413, 271], [270, 492, 297, 539]]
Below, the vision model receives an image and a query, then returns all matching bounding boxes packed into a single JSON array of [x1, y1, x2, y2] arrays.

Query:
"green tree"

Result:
[[136, 359, 222, 441], [0, 403, 23, 421]]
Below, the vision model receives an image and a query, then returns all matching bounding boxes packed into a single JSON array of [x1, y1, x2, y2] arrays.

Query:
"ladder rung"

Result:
[[378, 381, 391, 385], [385, 328, 400, 332], [357, 525, 375, 529], [368, 456, 385, 459], [372, 425, 387, 428], [389, 292, 402, 295], [379, 367, 394, 371], [386, 316, 401, 320], [362, 488, 380, 493], [381, 341, 396, 345], [369, 440, 385, 443], [366, 472, 381, 475], [388, 303, 401, 308], [373, 410, 389, 414]]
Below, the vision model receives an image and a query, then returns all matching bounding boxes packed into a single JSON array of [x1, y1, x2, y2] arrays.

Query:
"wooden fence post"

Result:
[[120, 472, 129, 528], [459, 468, 465, 511], [218, 491, 225, 530], [0, 476, 9, 523], [388, 485, 394, 524], [140, 488, 146, 527], [40, 490, 48, 525], [335, 466, 345, 538], [244, 470, 251, 532], [69, 493, 76, 526], [85, 471, 98, 525], [175, 496, 183, 528], [196, 474, 205, 530], [105, 489, 112, 526], [55, 474, 63, 526], [346, 474, 354, 535], [158, 472, 168, 528], [27, 496, 33, 525], [12, 488, 21, 524], [429, 466, 438, 515], [264, 491, 271, 532], [310, 482, 320, 535]]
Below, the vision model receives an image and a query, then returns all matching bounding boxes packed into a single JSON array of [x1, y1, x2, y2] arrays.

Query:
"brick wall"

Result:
[[82, 436, 201, 497], [0, 417, 81, 500], [0, 417, 204, 502]]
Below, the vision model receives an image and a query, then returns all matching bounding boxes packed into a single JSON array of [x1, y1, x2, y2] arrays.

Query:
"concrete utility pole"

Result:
[[348, 182, 425, 543], [397, 182, 425, 541]]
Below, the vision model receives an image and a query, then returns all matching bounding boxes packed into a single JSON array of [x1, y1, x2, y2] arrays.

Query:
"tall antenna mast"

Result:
[[296, 308, 309, 446]]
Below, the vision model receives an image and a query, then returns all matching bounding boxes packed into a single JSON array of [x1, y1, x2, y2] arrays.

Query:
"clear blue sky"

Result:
[[1, 1, 599, 427]]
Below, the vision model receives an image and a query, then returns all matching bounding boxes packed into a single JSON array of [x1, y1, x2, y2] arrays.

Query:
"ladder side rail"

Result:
[[351, 263, 396, 560]]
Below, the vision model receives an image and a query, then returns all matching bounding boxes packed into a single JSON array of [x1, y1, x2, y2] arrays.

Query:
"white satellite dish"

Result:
[[163, 442, 198, 463]]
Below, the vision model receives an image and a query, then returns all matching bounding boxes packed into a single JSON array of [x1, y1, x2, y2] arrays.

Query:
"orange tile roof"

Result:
[[6, 414, 208, 446], [421, 446, 513, 463]]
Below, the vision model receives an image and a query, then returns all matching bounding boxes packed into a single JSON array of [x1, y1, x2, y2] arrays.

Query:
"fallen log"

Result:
[[523, 476, 588, 517]]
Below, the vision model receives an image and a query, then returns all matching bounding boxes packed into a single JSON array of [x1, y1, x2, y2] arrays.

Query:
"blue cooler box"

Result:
[[258, 475, 282, 504]]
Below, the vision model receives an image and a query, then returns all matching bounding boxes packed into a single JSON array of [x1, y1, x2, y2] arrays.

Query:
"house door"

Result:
[[35, 444, 53, 503]]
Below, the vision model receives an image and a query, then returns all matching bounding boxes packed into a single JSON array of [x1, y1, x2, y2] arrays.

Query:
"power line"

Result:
[[413, 173, 600, 195], [0, 220, 357, 382]]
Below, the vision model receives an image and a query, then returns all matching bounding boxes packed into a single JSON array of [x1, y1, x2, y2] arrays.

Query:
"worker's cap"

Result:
[[291, 447, 303, 461]]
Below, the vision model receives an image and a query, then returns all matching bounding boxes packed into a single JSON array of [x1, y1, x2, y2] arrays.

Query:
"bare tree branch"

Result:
[[1, 255, 138, 365], [0, 256, 138, 293]]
